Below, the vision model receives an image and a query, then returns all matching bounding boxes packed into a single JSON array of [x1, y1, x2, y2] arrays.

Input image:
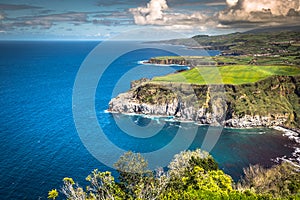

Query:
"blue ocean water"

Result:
[[0, 41, 296, 199]]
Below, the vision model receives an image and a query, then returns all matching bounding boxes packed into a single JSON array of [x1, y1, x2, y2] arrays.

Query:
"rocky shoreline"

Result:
[[109, 75, 300, 129], [108, 74, 300, 165], [273, 126, 300, 144], [271, 126, 300, 166], [108, 92, 290, 128]]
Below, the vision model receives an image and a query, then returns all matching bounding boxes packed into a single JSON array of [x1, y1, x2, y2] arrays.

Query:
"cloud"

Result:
[[130, 0, 300, 31], [218, 0, 300, 26], [129, 0, 168, 25], [0, 12, 89, 31], [226, 0, 239, 7], [96, 0, 141, 7], [162, 0, 226, 8], [0, 3, 42, 10], [91, 10, 134, 26], [37, 12, 88, 23], [129, 0, 210, 28], [1, 9, 133, 32], [204, 1, 227, 7], [92, 19, 133, 26]]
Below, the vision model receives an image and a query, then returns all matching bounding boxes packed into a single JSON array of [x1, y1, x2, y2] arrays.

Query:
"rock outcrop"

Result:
[[147, 58, 216, 67], [108, 76, 300, 128], [148, 58, 189, 66]]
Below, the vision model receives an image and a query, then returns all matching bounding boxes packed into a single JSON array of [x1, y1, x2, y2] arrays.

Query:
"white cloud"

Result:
[[242, 0, 299, 16], [218, 0, 300, 24], [129, 0, 168, 25], [226, 0, 239, 7], [130, 0, 300, 32], [129, 0, 210, 28]]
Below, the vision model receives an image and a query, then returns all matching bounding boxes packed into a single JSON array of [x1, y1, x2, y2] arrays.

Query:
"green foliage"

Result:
[[113, 151, 153, 199], [63, 177, 75, 185], [189, 155, 219, 171], [85, 169, 125, 200], [112, 151, 169, 199], [150, 54, 300, 66], [113, 151, 148, 175], [137, 75, 300, 128], [166, 31, 300, 57], [48, 189, 58, 199], [52, 150, 300, 200], [168, 149, 210, 177], [62, 177, 87, 200], [153, 65, 300, 85], [238, 161, 300, 198]]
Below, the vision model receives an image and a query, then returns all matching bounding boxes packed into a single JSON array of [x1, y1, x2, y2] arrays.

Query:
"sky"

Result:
[[0, 0, 299, 40]]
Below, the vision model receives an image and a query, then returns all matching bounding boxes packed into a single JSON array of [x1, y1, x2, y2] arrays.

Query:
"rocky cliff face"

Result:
[[108, 76, 300, 128], [148, 58, 216, 67], [148, 58, 188, 65]]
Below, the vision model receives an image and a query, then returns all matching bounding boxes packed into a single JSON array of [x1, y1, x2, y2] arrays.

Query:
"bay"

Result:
[[0, 41, 296, 199]]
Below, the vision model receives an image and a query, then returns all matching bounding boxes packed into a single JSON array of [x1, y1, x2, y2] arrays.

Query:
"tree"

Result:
[[113, 151, 157, 199], [50, 150, 299, 200], [167, 149, 215, 177], [61, 177, 87, 200], [238, 161, 300, 198], [85, 169, 125, 200]]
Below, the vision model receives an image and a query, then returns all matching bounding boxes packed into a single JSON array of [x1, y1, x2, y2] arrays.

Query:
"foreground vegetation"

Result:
[[48, 150, 300, 200], [152, 65, 300, 85]]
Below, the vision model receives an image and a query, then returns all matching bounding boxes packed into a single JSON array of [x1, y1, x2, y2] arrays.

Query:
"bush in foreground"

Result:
[[48, 149, 300, 200]]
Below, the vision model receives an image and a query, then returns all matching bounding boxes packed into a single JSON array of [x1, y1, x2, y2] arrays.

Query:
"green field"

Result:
[[150, 55, 300, 66], [152, 65, 300, 85]]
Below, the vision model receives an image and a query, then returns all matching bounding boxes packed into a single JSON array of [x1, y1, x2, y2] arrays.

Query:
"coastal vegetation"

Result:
[[160, 31, 300, 59], [49, 150, 300, 200], [152, 65, 300, 85], [109, 75, 300, 128], [112, 30, 300, 129], [149, 55, 300, 66]]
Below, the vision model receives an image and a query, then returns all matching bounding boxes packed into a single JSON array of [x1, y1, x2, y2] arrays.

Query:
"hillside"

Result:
[[160, 31, 300, 58], [152, 65, 300, 85], [110, 30, 300, 129], [109, 75, 300, 128], [148, 55, 300, 66]]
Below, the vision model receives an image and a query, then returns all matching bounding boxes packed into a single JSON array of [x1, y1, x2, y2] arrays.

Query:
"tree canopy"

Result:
[[49, 149, 300, 200]]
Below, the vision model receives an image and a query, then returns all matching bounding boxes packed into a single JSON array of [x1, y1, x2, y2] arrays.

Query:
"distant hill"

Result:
[[159, 29, 300, 58], [245, 25, 300, 34]]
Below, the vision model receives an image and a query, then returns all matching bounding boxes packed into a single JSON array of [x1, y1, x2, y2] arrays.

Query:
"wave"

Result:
[[272, 126, 300, 166]]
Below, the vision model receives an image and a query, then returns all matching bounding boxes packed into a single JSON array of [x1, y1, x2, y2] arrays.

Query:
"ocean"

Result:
[[0, 41, 297, 199]]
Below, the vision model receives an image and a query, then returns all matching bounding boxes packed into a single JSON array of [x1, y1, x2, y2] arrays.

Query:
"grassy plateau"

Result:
[[153, 65, 300, 85]]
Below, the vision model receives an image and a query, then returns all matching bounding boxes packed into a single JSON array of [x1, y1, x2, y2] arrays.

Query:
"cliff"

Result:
[[108, 75, 300, 128], [147, 57, 218, 67], [148, 57, 188, 65]]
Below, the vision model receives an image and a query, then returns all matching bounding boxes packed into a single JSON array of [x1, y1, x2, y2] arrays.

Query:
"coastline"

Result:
[[138, 60, 191, 69], [108, 110, 300, 166], [272, 126, 300, 144], [109, 55, 300, 167], [272, 126, 300, 166], [107, 109, 300, 166]]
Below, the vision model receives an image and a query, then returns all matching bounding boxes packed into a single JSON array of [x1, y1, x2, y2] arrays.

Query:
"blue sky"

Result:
[[0, 0, 299, 40]]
